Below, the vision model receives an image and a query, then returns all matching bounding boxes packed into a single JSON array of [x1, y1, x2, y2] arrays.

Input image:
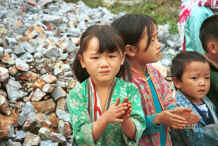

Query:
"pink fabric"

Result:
[[203, 0, 218, 9], [178, 0, 218, 51], [179, 0, 218, 24], [126, 65, 176, 146]]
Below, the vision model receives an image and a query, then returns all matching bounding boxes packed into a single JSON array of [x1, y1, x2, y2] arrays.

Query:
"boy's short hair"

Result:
[[200, 15, 218, 51], [171, 51, 208, 81]]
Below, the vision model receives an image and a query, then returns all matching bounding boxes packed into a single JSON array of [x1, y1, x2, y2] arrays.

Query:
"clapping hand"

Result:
[[104, 98, 129, 123], [169, 107, 200, 129], [153, 107, 194, 129], [120, 98, 132, 121]]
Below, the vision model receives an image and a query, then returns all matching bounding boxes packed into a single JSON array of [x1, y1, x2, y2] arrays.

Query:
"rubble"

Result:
[[23, 132, 41, 145], [0, 67, 9, 81], [32, 99, 56, 113], [0, 0, 180, 145], [0, 95, 11, 115]]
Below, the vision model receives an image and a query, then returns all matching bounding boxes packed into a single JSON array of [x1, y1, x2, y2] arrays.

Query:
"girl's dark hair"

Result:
[[171, 51, 209, 81], [111, 14, 157, 51], [111, 14, 156, 81], [73, 25, 125, 82], [200, 15, 218, 52]]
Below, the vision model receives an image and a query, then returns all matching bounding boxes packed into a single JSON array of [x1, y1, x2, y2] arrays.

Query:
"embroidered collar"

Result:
[[130, 65, 165, 111], [130, 65, 151, 79], [130, 66, 147, 76], [87, 77, 116, 122]]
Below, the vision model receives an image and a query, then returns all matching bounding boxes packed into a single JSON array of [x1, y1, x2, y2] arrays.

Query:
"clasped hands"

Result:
[[103, 97, 131, 124], [153, 107, 200, 129]]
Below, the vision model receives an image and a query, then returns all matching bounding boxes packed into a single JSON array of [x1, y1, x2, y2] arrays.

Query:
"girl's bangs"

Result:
[[97, 31, 123, 54]]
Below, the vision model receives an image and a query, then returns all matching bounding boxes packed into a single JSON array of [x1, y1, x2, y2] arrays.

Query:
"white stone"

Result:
[[0, 67, 9, 82]]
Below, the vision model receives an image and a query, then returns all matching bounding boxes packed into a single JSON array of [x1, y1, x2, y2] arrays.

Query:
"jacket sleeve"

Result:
[[170, 128, 190, 146], [171, 126, 218, 146], [123, 84, 146, 145], [143, 66, 176, 134], [203, 123, 218, 142]]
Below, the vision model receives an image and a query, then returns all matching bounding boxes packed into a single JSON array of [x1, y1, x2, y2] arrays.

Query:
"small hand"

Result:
[[103, 98, 128, 123], [153, 110, 188, 129], [169, 107, 200, 125], [120, 98, 132, 121], [169, 107, 192, 115]]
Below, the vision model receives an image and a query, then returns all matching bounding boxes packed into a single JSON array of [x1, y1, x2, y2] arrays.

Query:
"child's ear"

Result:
[[173, 77, 182, 89], [125, 44, 137, 57], [78, 55, 85, 68], [207, 41, 217, 54]]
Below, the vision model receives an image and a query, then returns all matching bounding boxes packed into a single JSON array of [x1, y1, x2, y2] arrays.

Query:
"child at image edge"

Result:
[[66, 25, 145, 146], [112, 14, 195, 146], [200, 15, 218, 112], [170, 51, 218, 146]]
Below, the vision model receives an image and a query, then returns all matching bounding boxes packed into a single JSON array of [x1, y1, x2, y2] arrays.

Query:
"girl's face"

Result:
[[79, 37, 125, 84], [175, 61, 210, 103], [135, 25, 162, 65]]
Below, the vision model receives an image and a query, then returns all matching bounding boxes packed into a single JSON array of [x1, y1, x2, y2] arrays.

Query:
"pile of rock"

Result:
[[0, 0, 116, 145], [0, 0, 180, 145]]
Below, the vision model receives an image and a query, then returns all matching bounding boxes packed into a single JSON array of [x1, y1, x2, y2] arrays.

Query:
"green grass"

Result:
[[64, 0, 181, 34], [65, 0, 103, 7]]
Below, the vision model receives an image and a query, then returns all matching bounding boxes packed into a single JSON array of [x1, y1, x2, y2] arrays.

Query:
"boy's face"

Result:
[[134, 25, 162, 65], [79, 37, 125, 85], [175, 61, 210, 103]]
